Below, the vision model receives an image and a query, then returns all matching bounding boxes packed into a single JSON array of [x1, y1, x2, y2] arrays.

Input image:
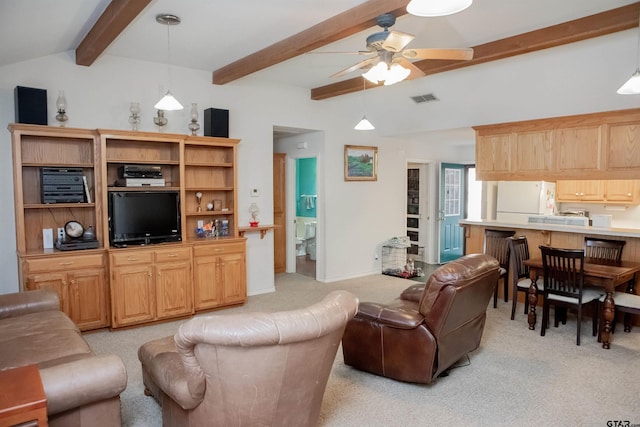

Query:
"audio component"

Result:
[[204, 108, 229, 138], [118, 165, 163, 179], [15, 86, 47, 125], [41, 167, 86, 203]]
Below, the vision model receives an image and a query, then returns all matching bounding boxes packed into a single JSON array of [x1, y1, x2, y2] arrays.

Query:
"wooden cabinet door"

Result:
[[605, 180, 637, 202], [68, 268, 109, 331], [579, 180, 605, 201], [556, 180, 604, 202], [607, 122, 640, 171], [193, 253, 223, 310], [555, 125, 602, 174], [25, 272, 68, 314], [475, 133, 512, 179], [513, 130, 554, 174], [273, 153, 286, 274], [556, 181, 581, 202], [111, 265, 155, 327], [220, 252, 247, 305], [155, 261, 193, 319]]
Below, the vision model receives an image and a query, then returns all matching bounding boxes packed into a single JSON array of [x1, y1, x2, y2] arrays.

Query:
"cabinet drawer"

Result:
[[154, 247, 191, 263], [194, 242, 245, 257], [25, 254, 105, 273], [110, 250, 154, 266]]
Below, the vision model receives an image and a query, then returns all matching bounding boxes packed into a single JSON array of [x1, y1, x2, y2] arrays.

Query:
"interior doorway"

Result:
[[273, 126, 323, 281]]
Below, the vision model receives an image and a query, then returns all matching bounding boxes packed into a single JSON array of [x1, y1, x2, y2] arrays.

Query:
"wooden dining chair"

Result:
[[507, 236, 534, 320], [484, 229, 516, 308], [539, 245, 602, 346], [584, 237, 625, 262]]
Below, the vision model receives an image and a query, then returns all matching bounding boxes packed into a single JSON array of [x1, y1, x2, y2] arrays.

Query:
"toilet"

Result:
[[295, 220, 317, 259]]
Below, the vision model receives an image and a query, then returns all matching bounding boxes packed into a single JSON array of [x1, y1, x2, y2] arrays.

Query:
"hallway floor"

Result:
[[296, 255, 316, 278]]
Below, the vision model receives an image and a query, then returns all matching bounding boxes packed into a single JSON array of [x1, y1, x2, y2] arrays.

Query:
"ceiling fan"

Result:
[[326, 13, 474, 85]]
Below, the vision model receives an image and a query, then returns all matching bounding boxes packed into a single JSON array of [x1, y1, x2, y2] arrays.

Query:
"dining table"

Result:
[[523, 257, 640, 349]]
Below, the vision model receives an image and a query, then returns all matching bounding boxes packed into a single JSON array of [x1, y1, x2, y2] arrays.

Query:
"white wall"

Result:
[[0, 51, 410, 294]]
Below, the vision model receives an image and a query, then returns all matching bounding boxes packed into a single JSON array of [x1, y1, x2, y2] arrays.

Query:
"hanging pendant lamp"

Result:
[[154, 14, 184, 110], [354, 78, 375, 130], [617, 12, 640, 95]]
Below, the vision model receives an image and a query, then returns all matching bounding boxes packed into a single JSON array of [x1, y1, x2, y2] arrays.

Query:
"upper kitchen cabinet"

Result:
[[474, 108, 640, 181], [606, 121, 640, 172], [475, 133, 511, 177], [555, 125, 603, 175]]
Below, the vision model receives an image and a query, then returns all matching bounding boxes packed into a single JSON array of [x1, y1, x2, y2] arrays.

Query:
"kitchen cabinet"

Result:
[[556, 180, 639, 204], [555, 125, 603, 173], [475, 133, 512, 177], [604, 180, 639, 203], [474, 108, 640, 181], [193, 241, 246, 311], [607, 122, 640, 171], [23, 253, 109, 331], [556, 180, 605, 202], [110, 247, 193, 328], [512, 130, 554, 175]]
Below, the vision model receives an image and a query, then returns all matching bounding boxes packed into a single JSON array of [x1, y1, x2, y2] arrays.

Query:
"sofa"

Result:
[[0, 289, 127, 426], [138, 290, 359, 427], [342, 253, 499, 384]]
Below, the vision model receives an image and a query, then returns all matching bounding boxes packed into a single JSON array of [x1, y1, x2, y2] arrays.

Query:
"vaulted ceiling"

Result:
[[3, 0, 640, 136]]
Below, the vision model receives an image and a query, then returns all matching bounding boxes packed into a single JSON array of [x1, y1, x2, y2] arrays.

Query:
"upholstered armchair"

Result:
[[138, 290, 358, 427], [342, 254, 499, 384]]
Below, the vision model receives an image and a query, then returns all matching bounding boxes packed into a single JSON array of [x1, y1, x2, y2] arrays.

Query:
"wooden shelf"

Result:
[[238, 225, 277, 239]]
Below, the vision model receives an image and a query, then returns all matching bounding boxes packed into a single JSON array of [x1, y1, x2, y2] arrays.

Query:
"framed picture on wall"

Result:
[[344, 145, 378, 181]]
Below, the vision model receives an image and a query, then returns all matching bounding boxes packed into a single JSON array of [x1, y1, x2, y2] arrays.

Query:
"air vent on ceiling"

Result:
[[410, 93, 439, 104]]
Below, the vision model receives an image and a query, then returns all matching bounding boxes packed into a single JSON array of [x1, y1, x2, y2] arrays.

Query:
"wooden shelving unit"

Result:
[[10, 124, 247, 330]]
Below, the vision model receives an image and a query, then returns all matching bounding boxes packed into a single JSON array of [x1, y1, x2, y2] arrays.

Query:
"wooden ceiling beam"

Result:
[[211, 0, 411, 85], [76, 0, 152, 66], [311, 2, 640, 100]]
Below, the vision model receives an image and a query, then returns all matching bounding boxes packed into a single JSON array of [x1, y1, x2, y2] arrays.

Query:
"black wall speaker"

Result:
[[204, 108, 229, 138], [14, 86, 48, 125]]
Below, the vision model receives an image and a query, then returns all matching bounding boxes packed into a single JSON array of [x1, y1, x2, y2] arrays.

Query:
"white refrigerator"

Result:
[[496, 181, 556, 223]]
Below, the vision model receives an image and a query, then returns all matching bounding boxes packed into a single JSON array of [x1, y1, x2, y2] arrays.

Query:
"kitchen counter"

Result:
[[459, 219, 640, 239]]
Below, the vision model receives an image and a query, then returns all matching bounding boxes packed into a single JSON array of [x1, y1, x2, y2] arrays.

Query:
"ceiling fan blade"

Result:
[[382, 30, 415, 53], [395, 58, 426, 80], [330, 56, 379, 78], [402, 48, 474, 61], [308, 50, 375, 56]]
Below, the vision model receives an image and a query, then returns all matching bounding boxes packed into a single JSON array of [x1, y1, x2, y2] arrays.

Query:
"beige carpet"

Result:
[[84, 273, 640, 426]]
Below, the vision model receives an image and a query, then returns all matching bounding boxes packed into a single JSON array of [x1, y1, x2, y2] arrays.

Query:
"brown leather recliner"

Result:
[[342, 253, 499, 384], [138, 290, 358, 427]]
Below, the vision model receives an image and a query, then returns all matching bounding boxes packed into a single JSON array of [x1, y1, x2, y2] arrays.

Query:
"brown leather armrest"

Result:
[[0, 290, 60, 319], [356, 302, 424, 329]]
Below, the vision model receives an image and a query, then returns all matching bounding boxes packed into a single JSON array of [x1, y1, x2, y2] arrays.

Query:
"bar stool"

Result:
[[484, 229, 515, 308]]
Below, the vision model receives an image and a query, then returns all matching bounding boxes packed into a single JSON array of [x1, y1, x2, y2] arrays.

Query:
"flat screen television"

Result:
[[108, 191, 181, 246]]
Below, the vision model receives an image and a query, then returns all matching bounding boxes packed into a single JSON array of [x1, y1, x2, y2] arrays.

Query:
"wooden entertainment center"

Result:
[[10, 124, 246, 330]]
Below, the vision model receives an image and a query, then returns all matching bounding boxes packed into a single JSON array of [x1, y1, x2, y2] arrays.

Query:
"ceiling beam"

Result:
[[311, 2, 640, 100], [211, 0, 411, 85], [76, 0, 152, 66]]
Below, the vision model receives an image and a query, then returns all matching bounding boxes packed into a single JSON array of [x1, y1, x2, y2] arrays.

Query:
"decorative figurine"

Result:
[[195, 192, 202, 212]]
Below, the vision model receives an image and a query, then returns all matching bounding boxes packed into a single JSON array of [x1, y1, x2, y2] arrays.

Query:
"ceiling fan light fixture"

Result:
[[363, 62, 410, 86], [407, 0, 472, 17], [154, 90, 184, 110], [384, 63, 411, 86], [354, 115, 375, 130]]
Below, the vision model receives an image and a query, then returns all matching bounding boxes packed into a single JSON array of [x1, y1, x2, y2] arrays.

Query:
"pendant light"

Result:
[[407, 0, 472, 17], [154, 14, 184, 110], [617, 12, 640, 95], [354, 78, 375, 130]]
